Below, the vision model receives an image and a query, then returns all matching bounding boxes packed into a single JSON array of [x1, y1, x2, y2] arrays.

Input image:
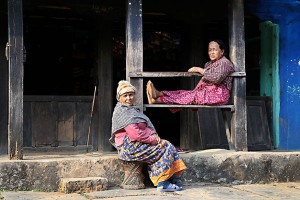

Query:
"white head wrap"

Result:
[[116, 80, 136, 100]]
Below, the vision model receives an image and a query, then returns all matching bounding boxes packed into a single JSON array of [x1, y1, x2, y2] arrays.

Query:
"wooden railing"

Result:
[[129, 71, 246, 150]]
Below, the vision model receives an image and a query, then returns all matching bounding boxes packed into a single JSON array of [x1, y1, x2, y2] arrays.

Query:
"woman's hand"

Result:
[[159, 139, 167, 148], [152, 133, 167, 147], [188, 67, 205, 75], [153, 134, 161, 144]]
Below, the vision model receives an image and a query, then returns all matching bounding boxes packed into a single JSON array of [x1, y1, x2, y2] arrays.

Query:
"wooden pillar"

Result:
[[97, 17, 114, 152], [0, 1, 8, 155], [126, 0, 143, 110], [228, 0, 247, 151], [7, 0, 24, 159]]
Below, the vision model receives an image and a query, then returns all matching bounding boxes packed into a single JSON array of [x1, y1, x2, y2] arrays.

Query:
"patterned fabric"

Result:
[[119, 136, 187, 186], [110, 102, 156, 147], [161, 56, 234, 113], [202, 56, 234, 90]]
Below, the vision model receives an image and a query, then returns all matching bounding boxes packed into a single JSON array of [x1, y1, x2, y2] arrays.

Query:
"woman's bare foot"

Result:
[[146, 91, 161, 104], [146, 81, 162, 104], [146, 88, 156, 104], [147, 80, 161, 99]]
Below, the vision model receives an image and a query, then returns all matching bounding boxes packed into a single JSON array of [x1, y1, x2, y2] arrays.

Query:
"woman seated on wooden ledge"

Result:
[[146, 40, 235, 113], [110, 80, 187, 192]]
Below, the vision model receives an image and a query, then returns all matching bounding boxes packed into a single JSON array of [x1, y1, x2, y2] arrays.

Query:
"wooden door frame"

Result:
[[260, 21, 280, 148]]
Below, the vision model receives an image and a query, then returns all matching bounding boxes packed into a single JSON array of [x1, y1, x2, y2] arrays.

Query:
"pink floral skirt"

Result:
[[161, 81, 231, 113]]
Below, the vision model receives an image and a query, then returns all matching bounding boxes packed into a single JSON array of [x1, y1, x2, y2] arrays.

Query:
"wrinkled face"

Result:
[[208, 41, 224, 62], [119, 92, 135, 106]]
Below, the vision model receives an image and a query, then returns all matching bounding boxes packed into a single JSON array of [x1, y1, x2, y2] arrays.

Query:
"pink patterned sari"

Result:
[[160, 56, 234, 113]]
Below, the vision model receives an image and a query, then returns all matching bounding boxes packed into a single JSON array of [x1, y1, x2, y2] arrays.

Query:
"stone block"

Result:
[[59, 177, 108, 194]]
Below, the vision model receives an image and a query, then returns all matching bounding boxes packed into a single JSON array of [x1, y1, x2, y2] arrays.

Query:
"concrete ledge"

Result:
[[0, 153, 122, 191], [59, 177, 108, 193], [180, 149, 300, 184], [1, 149, 300, 191]]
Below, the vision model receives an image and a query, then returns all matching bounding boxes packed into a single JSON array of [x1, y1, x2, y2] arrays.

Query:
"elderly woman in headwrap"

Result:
[[110, 80, 187, 192]]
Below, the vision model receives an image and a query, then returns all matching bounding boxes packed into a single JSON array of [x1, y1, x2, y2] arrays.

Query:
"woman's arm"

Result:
[[188, 66, 205, 75], [124, 123, 158, 145]]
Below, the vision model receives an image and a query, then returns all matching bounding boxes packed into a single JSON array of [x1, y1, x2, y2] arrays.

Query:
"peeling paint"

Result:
[[290, 59, 300, 65], [287, 85, 300, 95]]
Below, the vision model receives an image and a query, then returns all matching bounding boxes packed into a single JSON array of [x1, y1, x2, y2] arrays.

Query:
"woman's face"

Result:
[[119, 92, 135, 106], [208, 41, 224, 62]]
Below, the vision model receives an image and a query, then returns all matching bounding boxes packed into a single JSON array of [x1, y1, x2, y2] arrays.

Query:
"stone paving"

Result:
[[2, 182, 300, 200]]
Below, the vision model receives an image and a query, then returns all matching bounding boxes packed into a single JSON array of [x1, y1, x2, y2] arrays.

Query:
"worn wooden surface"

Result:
[[198, 108, 228, 149], [23, 96, 95, 148], [126, 0, 144, 111], [75, 102, 92, 146], [228, 0, 247, 151], [222, 110, 234, 150], [7, 0, 24, 159], [58, 103, 75, 146], [129, 71, 246, 77], [144, 104, 234, 111], [246, 99, 272, 150], [31, 102, 58, 147], [197, 98, 271, 150]]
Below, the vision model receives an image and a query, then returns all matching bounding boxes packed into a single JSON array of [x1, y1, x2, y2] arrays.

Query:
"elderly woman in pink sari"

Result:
[[147, 40, 235, 113]]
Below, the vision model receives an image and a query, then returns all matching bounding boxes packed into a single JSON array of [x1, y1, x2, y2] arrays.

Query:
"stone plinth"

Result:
[[59, 177, 108, 193]]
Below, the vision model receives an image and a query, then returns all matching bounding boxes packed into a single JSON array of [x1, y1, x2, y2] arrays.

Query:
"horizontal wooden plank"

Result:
[[144, 104, 235, 111], [129, 71, 246, 78]]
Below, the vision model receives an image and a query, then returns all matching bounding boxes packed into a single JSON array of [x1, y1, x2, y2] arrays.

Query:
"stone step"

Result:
[[59, 177, 109, 194], [2, 149, 300, 192]]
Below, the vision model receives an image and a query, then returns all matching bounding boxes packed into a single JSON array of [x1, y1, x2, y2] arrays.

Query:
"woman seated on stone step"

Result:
[[110, 80, 187, 192], [146, 39, 235, 113]]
